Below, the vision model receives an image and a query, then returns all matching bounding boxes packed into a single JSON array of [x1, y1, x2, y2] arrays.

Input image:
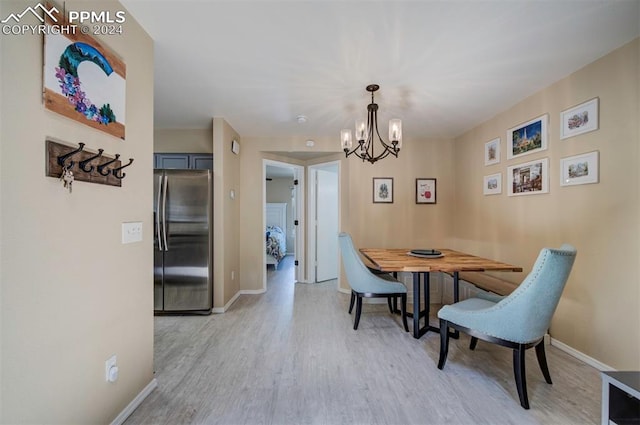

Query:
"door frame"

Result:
[[306, 160, 341, 284], [262, 159, 306, 289]]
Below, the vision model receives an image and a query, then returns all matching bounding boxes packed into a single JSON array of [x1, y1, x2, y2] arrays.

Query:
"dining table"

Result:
[[359, 248, 523, 339]]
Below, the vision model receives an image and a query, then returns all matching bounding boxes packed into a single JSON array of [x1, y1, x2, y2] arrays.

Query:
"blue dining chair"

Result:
[[338, 233, 409, 331], [437, 244, 577, 409]]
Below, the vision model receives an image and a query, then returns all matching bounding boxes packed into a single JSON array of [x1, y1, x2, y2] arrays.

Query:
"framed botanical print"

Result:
[[416, 178, 436, 204], [373, 177, 393, 203]]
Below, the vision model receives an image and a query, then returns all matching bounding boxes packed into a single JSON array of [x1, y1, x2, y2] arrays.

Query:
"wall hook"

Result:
[[57, 142, 85, 168], [78, 149, 104, 173], [96, 154, 120, 176], [112, 158, 134, 180]]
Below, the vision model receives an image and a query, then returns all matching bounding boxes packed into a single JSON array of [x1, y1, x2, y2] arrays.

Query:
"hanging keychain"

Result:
[[60, 164, 74, 193]]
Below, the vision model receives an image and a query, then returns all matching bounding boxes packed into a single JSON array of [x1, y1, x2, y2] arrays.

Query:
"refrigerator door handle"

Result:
[[162, 174, 169, 251], [156, 174, 164, 251]]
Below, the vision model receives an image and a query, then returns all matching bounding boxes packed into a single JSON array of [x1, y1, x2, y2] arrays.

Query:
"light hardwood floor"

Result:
[[125, 256, 601, 424]]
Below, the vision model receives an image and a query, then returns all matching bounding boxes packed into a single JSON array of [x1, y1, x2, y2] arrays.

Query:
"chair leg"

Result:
[[348, 291, 355, 314], [387, 297, 394, 314], [469, 336, 478, 350], [437, 319, 450, 369], [513, 344, 530, 409], [353, 295, 363, 330], [392, 296, 398, 313], [535, 340, 553, 384], [400, 294, 408, 332]]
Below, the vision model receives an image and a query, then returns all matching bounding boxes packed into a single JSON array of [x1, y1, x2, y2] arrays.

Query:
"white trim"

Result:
[[307, 160, 341, 284], [307, 167, 318, 283], [110, 379, 158, 425], [239, 289, 266, 295], [211, 289, 268, 313], [550, 337, 615, 371], [338, 287, 350, 295], [211, 290, 241, 313]]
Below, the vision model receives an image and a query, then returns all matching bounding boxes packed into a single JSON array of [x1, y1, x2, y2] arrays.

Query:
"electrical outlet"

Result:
[[122, 222, 143, 244], [105, 355, 118, 382]]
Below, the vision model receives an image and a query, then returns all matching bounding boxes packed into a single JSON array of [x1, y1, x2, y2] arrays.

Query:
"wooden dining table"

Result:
[[359, 248, 522, 339]]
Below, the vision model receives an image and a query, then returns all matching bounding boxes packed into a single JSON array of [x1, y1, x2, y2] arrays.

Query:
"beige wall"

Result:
[[154, 128, 212, 153], [452, 38, 640, 369], [238, 135, 455, 291], [266, 177, 295, 252], [213, 118, 241, 307], [0, 1, 155, 423]]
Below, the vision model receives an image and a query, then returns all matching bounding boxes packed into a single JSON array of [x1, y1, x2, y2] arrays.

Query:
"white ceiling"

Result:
[[121, 0, 639, 141]]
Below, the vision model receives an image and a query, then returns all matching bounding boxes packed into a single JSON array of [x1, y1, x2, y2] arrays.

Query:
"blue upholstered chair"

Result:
[[338, 233, 409, 331], [437, 244, 577, 409]]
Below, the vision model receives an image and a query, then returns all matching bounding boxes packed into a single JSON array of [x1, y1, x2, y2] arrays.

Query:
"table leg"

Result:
[[412, 272, 421, 338], [406, 272, 440, 339], [450, 271, 460, 339]]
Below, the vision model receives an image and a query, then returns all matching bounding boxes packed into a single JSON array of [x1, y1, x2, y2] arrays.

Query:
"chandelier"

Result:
[[341, 84, 402, 164]]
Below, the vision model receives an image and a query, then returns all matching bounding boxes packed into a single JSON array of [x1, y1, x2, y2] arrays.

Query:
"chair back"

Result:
[[494, 244, 577, 342], [338, 232, 406, 295]]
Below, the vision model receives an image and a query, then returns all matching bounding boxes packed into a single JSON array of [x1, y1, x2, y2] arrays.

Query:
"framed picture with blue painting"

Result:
[[507, 114, 548, 160], [43, 7, 126, 139]]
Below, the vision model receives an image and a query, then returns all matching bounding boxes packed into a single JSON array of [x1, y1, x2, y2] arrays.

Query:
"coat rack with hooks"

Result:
[[46, 140, 134, 187]]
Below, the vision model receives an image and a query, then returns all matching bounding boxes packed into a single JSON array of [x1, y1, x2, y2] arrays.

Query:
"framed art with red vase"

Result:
[[416, 178, 436, 204]]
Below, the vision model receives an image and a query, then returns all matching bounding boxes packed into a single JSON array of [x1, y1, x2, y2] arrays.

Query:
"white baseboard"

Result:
[[240, 289, 266, 295], [110, 378, 157, 425], [211, 289, 266, 313], [550, 337, 614, 371]]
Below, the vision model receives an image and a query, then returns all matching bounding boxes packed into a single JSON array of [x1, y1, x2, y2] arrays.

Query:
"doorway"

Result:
[[307, 161, 340, 283], [263, 160, 305, 289]]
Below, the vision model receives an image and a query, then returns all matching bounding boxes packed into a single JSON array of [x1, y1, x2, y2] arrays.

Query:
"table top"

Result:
[[360, 248, 523, 273]]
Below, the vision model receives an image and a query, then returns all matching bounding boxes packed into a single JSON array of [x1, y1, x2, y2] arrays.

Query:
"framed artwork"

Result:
[[560, 98, 599, 139], [560, 151, 599, 186], [507, 158, 549, 196], [43, 8, 126, 139], [507, 114, 548, 160], [483, 173, 502, 195], [416, 178, 437, 204], [373, 177, 393, 203], [484, 138, 500, 165]]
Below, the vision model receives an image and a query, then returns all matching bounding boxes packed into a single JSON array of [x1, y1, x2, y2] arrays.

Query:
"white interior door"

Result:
[[315, 167, 338, 282]]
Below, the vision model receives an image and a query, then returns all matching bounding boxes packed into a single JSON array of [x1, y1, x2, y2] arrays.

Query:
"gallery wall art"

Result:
[[507, 158, 549, 196], [484, 138, 500, 166], [560, 151, 599, 186], [507, 115, 548, 160], [560, 98, 599, 140]]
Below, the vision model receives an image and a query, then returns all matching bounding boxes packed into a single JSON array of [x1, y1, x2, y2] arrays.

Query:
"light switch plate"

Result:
[[122, 222, 142, 244]]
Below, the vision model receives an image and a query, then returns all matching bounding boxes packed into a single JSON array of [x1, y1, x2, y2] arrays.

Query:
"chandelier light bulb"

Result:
[[341, 130, 353, 150]]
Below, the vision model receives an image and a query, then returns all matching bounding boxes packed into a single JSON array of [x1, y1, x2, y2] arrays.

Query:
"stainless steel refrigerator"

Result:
[[154, 169, 213, 314]]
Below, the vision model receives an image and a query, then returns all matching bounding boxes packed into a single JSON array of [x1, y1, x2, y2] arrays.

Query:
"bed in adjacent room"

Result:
[[266, 203, 287, 269]]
